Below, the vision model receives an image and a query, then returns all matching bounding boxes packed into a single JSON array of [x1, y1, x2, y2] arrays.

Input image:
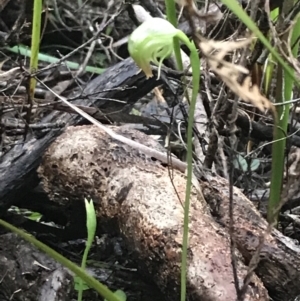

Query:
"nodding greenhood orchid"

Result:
[[128, 17, 191, 79], [128, 15, 201, 301]]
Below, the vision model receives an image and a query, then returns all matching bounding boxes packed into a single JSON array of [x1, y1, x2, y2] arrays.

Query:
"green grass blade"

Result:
[[0, 219, 122, 301], [269, 11, 300, 222], [8, 45, 106, 74], [30, 0, 43, 99]]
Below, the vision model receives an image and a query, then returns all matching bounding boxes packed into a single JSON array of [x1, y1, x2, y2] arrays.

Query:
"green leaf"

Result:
[[250, 159, 260, 172], [27, 211, 42, 221], [85, 198, 97, 249], [74, 276, 90, 291], [233, 154, 260, 172], [105, 290, 127, 301], [233, 154, 248, 172]]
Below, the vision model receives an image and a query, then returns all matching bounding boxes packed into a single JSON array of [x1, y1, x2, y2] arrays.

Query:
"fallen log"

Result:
[[38, 124, 269, 301], [0, 57, 161, 213], [202, 177, 300, 301]]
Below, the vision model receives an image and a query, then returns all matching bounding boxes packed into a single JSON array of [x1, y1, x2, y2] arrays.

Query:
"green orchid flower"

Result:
[[128, 17, 183, 78], [128, 16, 201, 301]]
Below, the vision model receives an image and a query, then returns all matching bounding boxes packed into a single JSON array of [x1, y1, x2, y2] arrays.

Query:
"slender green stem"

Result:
[[165, 3, 201, 298], [177, 34, 200, 301], [77, 240, 91, 301], [78, 199, 97, 301], [30, 0, 43, 99], [164, 3, 199, 299], [128, 14, 201, 300], [268, 4, 300, 223], [268, 65, 286, 223], [165, 0, 184, 70]]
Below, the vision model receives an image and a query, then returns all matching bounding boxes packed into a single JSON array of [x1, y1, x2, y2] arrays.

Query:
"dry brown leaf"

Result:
[[199, 37, 275, 114]]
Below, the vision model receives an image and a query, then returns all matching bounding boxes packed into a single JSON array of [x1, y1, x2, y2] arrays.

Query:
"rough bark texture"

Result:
[[202, 177, 300, 301], [38, 125, 269, 301]]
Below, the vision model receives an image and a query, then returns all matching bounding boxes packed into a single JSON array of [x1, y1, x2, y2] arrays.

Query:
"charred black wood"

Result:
[[0, 58, 161, 215]]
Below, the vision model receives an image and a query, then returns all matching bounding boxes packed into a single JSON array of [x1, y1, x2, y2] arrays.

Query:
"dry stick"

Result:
[[75, 39, 97, 77], [37, 79, 206, 200], [38, 80, 187, 172]]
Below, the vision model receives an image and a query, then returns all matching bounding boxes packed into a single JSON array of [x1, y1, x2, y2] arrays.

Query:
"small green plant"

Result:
[[75, 198, 97, 301], [0, 217, 122, 301], [128, 13, 200, 301]]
